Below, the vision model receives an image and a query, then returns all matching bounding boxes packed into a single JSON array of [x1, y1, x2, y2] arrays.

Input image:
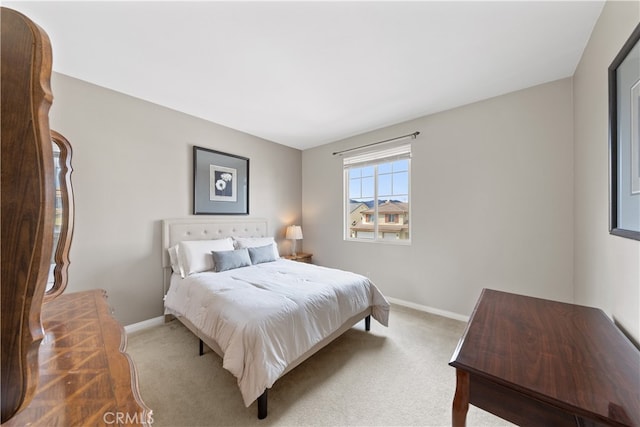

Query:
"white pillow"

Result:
[[168, 244, 182, 276], [178, 238, 235, 277], [233, 236, 280, 259]]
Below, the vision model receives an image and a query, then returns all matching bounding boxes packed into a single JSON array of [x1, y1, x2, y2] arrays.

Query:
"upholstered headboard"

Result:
[[161, 217, 269, 269]]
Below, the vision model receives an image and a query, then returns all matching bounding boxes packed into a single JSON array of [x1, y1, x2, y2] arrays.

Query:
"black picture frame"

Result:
[[193, 146, 249, 215], [609, 23, 640, 241]]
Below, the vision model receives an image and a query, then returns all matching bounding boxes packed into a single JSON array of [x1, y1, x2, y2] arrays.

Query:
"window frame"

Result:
[[343, 144, 412, 245]]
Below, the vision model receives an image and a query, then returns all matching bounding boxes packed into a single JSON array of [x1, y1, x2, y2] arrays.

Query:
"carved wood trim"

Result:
[[44, 130, 74, 302], [1, 7, 55, 422]]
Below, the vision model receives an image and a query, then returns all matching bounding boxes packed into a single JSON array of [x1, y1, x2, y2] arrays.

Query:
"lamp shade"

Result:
[[286, 225, 303, 240]]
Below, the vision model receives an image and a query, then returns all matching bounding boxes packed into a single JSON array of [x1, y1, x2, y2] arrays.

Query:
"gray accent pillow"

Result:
[[211, 248, 252, 272], [248, 244, 277, 265]]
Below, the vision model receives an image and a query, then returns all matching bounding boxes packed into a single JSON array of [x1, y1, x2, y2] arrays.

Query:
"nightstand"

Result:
[[283, 253, 312, 263]]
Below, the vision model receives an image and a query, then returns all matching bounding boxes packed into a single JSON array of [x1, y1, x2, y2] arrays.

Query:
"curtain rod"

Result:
[[332, 131, 420, 156]]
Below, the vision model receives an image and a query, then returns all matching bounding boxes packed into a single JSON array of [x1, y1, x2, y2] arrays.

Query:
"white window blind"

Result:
[[342, 144, 411, 169]]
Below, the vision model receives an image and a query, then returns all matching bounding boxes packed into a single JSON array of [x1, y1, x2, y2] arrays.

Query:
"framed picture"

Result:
[[193, 146, 249, 215], [609, 23, 640, 240]]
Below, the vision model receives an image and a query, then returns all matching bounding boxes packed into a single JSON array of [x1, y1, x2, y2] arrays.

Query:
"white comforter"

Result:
[[164, 259, 389, 406]]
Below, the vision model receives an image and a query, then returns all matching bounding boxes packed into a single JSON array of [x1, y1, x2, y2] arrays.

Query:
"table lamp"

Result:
[[286, 225, 303, 256]]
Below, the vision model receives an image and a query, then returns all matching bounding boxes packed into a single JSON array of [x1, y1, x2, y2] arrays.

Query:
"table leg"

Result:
[[452, 369, 469, 427]]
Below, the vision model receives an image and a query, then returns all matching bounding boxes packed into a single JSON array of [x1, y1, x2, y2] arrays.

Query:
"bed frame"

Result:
[[161, 218, 371, 419]]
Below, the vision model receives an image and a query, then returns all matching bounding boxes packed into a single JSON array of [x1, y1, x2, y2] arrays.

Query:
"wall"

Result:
[[573, 0, 640, 342], [48, 73, 302, 326], [302, 78, 575, 318]]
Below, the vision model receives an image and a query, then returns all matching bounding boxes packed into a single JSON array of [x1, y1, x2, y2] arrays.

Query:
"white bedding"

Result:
[[164, 258, 389, 406]]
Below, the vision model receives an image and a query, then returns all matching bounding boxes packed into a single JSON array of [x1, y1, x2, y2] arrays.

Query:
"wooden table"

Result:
[[449, 289, 640, 427], [3, 290, 151, 426]]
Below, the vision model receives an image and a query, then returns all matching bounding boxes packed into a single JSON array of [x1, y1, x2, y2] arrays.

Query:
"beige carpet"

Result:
[[127, 305, 512, 426]]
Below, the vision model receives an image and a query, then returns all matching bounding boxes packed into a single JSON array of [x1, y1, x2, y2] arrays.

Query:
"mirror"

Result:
[[44, 131, 73, 301]]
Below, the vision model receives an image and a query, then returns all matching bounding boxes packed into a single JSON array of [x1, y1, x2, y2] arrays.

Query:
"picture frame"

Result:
[[609, 23, 640, 241], [193, 146, 249, 215]]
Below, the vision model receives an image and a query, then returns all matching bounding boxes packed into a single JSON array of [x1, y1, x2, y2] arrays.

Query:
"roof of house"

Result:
[[361, 201, 408, 214], [350, 202, 368, 213]]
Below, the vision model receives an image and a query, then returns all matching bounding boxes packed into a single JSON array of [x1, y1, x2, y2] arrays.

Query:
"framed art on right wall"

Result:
[[609, 23, 640, 241]]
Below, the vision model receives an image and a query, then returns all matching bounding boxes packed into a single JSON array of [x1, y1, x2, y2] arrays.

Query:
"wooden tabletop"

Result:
[[450, 288, 640, 426], [3, 290, 151, 426]]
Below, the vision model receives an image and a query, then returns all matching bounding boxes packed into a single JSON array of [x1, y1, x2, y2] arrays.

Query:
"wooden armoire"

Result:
[[1, 7, 150, 426]]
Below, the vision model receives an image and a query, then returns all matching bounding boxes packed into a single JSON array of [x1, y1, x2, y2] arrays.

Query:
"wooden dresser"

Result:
[[3, 290, 152, 427], [449, 289, 640, 427]]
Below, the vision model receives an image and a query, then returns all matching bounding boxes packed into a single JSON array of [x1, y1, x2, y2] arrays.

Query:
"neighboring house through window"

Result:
[[343, 144, 411, 242]]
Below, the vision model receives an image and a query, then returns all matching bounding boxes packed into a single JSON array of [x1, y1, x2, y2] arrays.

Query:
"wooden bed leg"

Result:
[[365, 315, 371, 331], [199, 339, 204, 356], [257, 389, 268, 419]]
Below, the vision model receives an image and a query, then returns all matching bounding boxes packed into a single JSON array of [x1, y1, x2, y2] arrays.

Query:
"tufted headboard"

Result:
[[161, 217, 269, 269]]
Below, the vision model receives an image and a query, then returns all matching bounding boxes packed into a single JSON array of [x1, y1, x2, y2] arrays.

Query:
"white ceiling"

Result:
[[4, 1, 605, 150]]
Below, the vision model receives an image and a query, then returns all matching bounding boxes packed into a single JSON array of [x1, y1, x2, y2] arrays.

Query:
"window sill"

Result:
[[344, 238, 412, 245]]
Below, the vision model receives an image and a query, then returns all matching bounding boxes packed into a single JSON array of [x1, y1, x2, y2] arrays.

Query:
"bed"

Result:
[[161, 218, 390, 419]]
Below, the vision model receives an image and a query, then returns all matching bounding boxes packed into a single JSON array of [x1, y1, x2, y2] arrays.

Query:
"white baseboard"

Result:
[[387, 297, 469, 322], [124, 316, 165, 334]]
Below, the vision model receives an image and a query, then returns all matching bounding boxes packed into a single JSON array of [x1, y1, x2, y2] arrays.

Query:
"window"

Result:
[[344, 144, 411, 242]]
